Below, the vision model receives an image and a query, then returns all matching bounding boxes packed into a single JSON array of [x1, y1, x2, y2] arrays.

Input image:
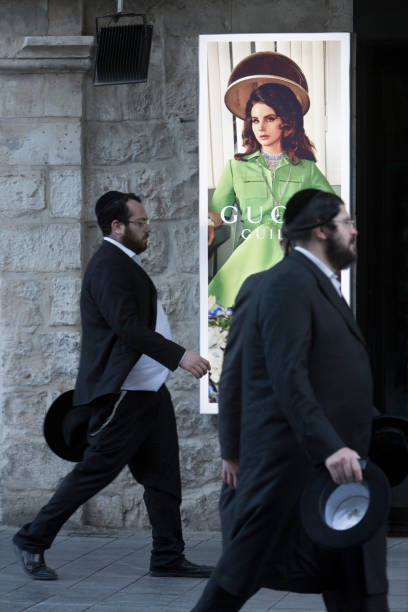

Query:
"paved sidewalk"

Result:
[[0, 526, 407, 611]]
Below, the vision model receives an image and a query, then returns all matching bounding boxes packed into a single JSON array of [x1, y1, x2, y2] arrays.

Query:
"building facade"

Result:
[[0, 0, 353, 530]]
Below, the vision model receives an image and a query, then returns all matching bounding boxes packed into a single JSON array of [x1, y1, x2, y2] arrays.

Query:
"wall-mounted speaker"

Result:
[[94, 12, 153, 86]]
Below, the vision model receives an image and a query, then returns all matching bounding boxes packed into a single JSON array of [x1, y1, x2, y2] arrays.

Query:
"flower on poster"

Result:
[[208, 296, 233, 400]]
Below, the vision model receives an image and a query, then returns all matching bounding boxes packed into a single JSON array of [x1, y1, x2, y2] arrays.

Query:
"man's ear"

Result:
[[111, 219, 124, 238], [312, 225, 329, 241]]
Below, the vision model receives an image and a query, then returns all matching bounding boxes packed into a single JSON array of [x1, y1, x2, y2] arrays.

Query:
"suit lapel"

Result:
[[101, 241, 158, 326], [131, 257, 158, 325], [317, 276, 366, 347], [292, 251, 366, 347], [102, 241, 156, 289], [131, 256, 157, 294]]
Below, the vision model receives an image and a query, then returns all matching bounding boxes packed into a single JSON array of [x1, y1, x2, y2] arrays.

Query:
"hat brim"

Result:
[[372, 415, 408, 437], [224, 75, 310, 120], [300, 460, 390, 550], [43, 390, 86, 462], [370, 415, 408, 487]]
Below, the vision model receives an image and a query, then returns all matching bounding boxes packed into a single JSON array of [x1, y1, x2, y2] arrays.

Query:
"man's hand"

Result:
[[222, 458, 239, 489], [179, 351, 211, 379], [324, 447, 362, 484]]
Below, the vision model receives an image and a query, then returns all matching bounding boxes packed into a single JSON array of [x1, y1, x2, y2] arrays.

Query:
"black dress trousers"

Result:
[[13, 385, 184, 568]]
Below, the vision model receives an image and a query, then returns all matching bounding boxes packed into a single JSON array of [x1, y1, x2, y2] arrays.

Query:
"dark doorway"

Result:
[[355, 2, 408, 534]]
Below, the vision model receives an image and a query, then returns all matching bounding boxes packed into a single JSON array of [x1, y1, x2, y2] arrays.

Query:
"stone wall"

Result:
[[0, 0, 353, 530]]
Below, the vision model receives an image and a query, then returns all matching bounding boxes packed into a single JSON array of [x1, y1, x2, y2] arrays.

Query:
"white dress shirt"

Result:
[[294, 246, 342, 297], [103, 237, 171, 391]]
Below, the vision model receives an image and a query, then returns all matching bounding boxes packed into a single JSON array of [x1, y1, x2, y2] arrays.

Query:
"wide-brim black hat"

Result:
[[300, 460, 390, 550], [370, 415, 408, 487], [43, 390, 90, 462]]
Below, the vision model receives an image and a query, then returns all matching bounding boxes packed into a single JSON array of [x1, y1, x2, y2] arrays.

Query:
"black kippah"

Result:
[[95, 190, 124, 214], [282, 189, 339, 238], [283, 189, 321, 225]]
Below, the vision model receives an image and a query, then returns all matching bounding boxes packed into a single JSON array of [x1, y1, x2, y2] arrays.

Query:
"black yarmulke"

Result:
[[95, 190, 124, 215], [282, 189, 343, 237], [283, 189, 321, 225]]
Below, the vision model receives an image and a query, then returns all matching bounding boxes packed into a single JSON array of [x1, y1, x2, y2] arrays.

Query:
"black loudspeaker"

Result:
[[94, 12, 153, 86]]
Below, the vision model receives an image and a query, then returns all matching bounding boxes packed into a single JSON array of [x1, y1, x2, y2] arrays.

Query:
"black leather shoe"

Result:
[[150, 558, 214, 578], [13, 543, 58, 580]]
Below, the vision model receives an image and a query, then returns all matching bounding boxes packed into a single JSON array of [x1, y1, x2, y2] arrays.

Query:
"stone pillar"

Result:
[[0, 35, 93, 524]]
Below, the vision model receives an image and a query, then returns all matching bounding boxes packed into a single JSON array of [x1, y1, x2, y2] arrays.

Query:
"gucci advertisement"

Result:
[[199, 33, 351, 412]]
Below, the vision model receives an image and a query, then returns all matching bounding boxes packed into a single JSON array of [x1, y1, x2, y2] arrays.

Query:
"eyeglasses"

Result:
[[128, 219, 150, 228], [335, 218, 356, 228]]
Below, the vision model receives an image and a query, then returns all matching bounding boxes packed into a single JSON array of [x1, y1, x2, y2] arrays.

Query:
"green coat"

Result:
[[208, 150, 334, 308]]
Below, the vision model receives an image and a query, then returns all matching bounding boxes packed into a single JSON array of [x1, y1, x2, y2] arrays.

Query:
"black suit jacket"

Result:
[[215, 250, 384, 598], [73, 241, 185, 406], [238, 251, 373, 466], [218, 271, 267, 460]]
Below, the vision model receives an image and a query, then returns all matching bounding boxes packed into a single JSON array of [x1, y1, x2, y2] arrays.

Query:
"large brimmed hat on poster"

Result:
[[224, 51, 310, 119], [300, 459, 390, 550]]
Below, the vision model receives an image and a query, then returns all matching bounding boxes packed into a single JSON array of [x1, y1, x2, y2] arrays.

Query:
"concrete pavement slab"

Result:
[[0, 526, 406, 611]]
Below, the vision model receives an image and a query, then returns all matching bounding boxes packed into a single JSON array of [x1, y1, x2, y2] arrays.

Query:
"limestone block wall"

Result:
[[0, 0, 353, 531], [0, 28, 94, 525]]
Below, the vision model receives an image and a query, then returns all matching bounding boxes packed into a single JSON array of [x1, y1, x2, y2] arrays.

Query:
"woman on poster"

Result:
[[208, 52, 334, 309]]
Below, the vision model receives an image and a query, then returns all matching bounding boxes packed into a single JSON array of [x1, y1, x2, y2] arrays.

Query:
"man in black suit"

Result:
[[193, 189, 389, 612], [217, 270, 266, 546], [13, 191, 212, 581]]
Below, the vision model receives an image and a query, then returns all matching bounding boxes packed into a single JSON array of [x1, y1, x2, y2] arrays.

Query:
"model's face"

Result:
[[250, 102, 284, 153], [325, 204, 358, 270], [121, 200, 151, 254]]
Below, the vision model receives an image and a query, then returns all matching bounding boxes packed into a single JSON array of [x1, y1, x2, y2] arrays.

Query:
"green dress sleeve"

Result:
[[209, 161, 236, 217], [308, 162, 335, 193]]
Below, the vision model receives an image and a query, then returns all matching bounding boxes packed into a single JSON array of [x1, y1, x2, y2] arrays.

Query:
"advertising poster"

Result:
[[199, 33, 350, 413]]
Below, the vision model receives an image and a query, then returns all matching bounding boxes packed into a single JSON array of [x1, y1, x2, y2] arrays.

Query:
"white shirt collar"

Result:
[[294, 246, 342, 296], [104, 236, 141, 264]]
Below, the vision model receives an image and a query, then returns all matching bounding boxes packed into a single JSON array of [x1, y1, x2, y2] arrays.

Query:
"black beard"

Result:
[[121, 228, 147, 254], [325, 232, 356, 271]]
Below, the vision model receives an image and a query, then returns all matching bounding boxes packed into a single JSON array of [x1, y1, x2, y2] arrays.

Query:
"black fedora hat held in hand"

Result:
[[43, 391, 91, 462], [369, 415, 408, 487], [300, 459, 390, 550]]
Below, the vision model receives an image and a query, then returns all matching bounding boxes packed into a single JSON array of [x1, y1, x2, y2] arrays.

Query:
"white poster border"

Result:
[[199, 32, 350, 414]]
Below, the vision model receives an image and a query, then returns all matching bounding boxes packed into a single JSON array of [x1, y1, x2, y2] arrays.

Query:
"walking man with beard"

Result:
[[13, 191, 213, 581], [193, 189, 389, 612]]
